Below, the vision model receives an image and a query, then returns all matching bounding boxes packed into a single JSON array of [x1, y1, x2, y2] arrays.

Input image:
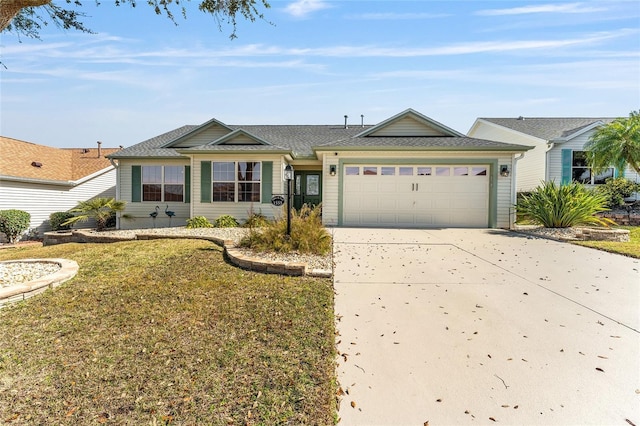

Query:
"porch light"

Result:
[[500, 164, 510, 177], [284, 165, 294, 236], [330, 165, 337, 176]]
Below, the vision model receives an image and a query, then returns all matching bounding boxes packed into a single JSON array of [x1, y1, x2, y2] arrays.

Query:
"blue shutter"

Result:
[[132, 165, 141, 202], [201, 161, 211, 203], [262, 161, 273, 203], [561, 149, 572, 186], [184, 165, 191, 203]]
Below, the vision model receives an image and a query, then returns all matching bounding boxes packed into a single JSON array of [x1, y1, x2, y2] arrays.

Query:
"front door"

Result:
[[293, 171, 322, 210]]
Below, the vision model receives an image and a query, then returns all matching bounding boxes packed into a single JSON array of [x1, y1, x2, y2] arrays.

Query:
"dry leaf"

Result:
[[489, 417, 496, 422], [350, 401, 356, 408], [596, 367, 604, 372], [65, 407, 78, 417]]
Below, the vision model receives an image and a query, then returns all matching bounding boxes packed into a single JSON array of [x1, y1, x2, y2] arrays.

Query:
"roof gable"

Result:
[[163, 118, 233, 148], [356, 108, 465, 138], [210, 129, 272, 146]]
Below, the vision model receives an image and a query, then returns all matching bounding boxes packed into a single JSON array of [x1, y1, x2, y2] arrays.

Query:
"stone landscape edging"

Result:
[[44, 230, 332, 278], [0, 259, 79, 308]]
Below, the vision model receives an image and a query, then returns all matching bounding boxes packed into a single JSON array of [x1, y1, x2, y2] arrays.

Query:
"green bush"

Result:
[[0, 209, 31, 243], [243, 211, 269, 228], [516, 181, 613, 228], [49, 211, 75, 231], [214, 214, 239, 228], [595, 177, 640, 208], [240, 204, 331, 255], [186, 216, 213, 228]]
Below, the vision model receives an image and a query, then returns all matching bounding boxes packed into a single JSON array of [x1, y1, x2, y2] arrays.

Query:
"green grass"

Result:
[[0, 240, 336, 424], [574, 226, 640, 258]]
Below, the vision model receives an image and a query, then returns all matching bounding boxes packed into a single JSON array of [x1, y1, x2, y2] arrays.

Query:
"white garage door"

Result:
[[343, 164, 489, 227]]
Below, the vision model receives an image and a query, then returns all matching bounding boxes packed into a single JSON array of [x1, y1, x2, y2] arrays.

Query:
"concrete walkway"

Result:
[[333, 228, 639, 425]]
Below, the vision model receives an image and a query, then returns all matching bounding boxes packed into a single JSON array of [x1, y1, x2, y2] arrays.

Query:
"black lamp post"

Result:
[[284, 164, 294, 236]]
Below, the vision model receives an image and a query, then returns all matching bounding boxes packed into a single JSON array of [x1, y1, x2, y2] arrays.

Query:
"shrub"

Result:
[[63, 197, 128, 231], [186, 216, 213, 228], [0, 209, 31, 243], [49, 211, 75, 231], [595, 177, 640, 208], [214, 214, 240, 228], [240, 204, 331, 255], [516, 181, 614, 228], [244, 211, 269, 228]]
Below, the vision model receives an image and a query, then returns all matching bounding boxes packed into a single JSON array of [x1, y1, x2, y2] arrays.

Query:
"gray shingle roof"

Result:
[[480, 117, 616, 141], [109, 121, 532, 159], [317, 136, 531, 151]]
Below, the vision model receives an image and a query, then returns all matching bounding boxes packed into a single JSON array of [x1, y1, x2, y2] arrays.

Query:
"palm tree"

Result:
[[585, 111, 640, 176], [62, 197, 129, 231]]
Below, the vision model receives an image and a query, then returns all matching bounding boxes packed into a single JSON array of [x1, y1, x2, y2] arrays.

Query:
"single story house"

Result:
[[0, 137, 119, 237], [107, 109, 533, 229], [468, 117, 639, 192]]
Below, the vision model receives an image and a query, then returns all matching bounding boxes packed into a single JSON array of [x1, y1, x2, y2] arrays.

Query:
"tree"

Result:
[[1, 0, 270, 39], [585, 111, 640, 176], [62, 197, 129, 231]]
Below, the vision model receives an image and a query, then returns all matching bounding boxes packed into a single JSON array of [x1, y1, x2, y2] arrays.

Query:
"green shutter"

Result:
[[132, 165, 141, 202], [561, 149, 572, 186], [184, 165, 191, 203], [201, 161, 211, 203], [262, 161, 273, 203]]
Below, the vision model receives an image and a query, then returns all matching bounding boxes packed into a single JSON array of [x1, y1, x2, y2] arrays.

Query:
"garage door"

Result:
[[343, 164, 489, 227]]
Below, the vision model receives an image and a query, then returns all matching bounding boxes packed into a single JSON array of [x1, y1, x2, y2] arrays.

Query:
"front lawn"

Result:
[[574, 226, 640, 258], [0, 240, 336, 424]]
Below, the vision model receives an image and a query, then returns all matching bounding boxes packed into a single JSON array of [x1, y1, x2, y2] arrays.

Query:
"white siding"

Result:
[[370, 116, 447, 137], [318, 151, 515, 229], [468, 121, 545, 191], [0, 168, 115, 236]]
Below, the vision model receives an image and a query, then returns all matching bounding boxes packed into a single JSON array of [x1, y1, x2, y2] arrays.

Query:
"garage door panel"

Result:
[[343, 164, 489, 227]]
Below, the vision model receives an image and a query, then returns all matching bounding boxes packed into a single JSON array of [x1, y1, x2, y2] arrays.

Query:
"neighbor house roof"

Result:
[[479, 117, 616, 141], [0, 136, 119, 183]]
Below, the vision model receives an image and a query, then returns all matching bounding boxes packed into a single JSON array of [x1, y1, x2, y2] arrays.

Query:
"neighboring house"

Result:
[[108, 109, 532, 229], [468, 117, 639, 192], [0, 136, 119, 236]]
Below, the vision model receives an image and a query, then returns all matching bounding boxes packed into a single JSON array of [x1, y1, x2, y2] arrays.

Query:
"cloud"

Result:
[[476, 2, 607, 16], [284, 0, 332, 18]]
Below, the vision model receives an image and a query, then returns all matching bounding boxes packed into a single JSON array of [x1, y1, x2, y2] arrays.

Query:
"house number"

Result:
[[271, 195, 285, 206]]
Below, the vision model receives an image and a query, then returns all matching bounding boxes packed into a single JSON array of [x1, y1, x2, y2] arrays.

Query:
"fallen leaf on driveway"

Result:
[[351, 401, 356, 408]]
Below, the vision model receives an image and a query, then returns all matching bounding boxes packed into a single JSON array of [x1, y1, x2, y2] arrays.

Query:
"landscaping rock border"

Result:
[[0, 259, 79, 308]]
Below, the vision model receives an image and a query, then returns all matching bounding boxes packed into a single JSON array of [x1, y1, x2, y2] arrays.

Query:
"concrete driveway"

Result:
[[333, 228, 639, 425]]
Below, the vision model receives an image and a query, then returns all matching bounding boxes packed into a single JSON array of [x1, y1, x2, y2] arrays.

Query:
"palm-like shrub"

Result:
[[516, 181, 613, 228], [240, 204, 331, 255], [63, 197, 128, 231]]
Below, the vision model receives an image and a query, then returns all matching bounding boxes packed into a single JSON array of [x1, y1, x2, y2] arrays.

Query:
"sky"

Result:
[[1, 0, 639, 149]]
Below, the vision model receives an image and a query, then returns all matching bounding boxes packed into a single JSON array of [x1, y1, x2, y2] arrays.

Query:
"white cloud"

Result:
[[476, 2, 606, 16], [284, 0, 332, 18]]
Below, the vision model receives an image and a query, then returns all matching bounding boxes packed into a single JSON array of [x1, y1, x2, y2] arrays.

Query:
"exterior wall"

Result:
[[468, 121, 545, 191], [0, 168, 115, 236], [318, 150, 515, 229], [370, 116, 444, 137], [117, 158, 191, 229], [191, 154, 286, 225]]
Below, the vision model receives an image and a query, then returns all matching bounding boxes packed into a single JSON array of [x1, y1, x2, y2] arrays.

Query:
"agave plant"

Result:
[[62, 197, 129, 231], [516, 181, 614, 228]]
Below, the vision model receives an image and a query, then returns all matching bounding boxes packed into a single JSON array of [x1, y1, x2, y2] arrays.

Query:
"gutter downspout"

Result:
[[511, 152, 525, 228], [545, 142, 555, 182]]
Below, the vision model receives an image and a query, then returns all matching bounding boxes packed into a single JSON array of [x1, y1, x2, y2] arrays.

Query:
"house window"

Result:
[[212, 161, 261, 202], [142, 166, 184, 202], [572, 151, 614, 184]]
